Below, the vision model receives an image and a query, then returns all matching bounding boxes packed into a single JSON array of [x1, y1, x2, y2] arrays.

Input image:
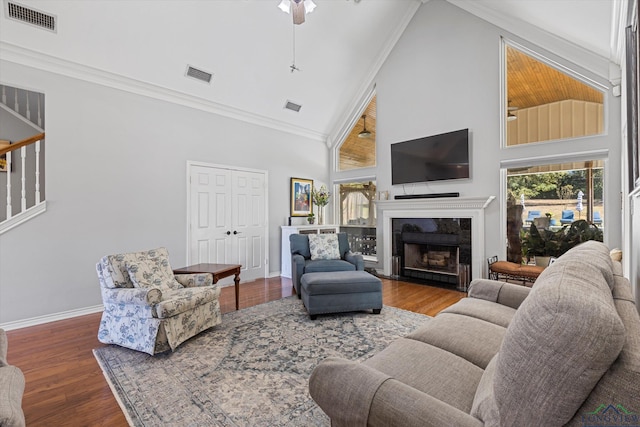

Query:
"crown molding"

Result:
[[326, 0, 422, 148], [0, 42, 328, 142], [446, 0, 613, 80]]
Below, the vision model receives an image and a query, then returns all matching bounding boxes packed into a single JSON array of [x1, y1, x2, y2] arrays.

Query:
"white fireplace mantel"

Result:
[[376, 196, 496, 280]]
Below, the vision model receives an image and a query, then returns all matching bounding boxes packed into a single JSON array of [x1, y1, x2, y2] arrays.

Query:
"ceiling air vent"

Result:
[[6, 2, 56, 32], [185, 65, 213, 84], [284, 100, 302, 113]]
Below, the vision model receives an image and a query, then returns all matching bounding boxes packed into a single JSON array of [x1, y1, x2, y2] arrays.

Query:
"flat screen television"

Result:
[[391, 128, 470, 185]]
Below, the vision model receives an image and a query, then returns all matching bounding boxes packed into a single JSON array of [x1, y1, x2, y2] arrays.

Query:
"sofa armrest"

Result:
[[344, 252, 364, 271], [174, 273, 214, 288], [101, 287, 162, 306], [468, 279, 531, 310], [309, 357, 482, 427], [309, 357, 390, 426], [368, 378, 483, 427]]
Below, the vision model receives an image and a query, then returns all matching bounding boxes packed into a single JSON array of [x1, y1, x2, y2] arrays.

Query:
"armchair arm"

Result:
[[468, 279, 531, 310], [344, 251, 364, 271], [174, 273, 214, 288], [100, 287, 162, 306], [291, 254, 306, 294]]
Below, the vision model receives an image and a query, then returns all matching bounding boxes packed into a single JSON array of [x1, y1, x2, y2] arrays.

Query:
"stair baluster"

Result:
[[20, 146, 26, 211], [5, 151, 11, 219], [35, 140, 41, 204]]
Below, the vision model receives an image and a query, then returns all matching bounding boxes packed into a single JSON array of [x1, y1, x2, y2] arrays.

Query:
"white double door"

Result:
[[188, 163, 268, 283]]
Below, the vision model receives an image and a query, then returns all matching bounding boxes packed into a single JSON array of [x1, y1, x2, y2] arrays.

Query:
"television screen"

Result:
[[391, 128, 469, 185]]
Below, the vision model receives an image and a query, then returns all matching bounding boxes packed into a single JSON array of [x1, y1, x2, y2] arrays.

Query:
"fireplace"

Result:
[[394, 218, 471, 288], [376, 196, 495, 290]]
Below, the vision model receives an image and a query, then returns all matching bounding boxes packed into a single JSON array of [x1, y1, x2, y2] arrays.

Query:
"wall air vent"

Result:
[[185, 65, 213, 84], [284, 100, 302, 112], [6, 2, 56, 32]]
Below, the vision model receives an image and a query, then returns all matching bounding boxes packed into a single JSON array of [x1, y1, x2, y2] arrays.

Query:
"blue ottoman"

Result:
[[300, 271, 383, 320]]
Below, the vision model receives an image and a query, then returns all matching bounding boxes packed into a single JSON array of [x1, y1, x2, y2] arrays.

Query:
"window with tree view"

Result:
[[505, 161, 604, 264]]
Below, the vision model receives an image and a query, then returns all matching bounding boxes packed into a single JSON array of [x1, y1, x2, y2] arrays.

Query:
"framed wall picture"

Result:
[[290, 177, 313, 217], [0, 140, 10, 172]]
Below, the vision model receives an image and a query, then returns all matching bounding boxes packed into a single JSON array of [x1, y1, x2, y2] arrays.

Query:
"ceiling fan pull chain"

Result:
[[290, 23, 300, 73]]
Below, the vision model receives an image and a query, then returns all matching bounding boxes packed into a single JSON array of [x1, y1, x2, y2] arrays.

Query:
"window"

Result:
[[505, 161, 604, 263], [338, 96, 376, 170], [505, 43, 604, 146]]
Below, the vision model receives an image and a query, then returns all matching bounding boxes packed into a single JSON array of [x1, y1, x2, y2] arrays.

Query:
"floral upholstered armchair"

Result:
[[96, 247, 222, 355]]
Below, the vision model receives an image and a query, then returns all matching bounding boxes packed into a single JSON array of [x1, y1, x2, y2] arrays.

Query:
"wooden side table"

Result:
[[173, 263, 242, 310]]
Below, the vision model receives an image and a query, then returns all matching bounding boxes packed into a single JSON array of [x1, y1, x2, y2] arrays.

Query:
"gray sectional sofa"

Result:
[[309, 241, 640, 426]]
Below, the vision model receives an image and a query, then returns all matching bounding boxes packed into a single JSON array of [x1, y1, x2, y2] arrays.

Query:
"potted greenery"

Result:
[[307, 213, 315, 224], [521, 219, 603, 266]]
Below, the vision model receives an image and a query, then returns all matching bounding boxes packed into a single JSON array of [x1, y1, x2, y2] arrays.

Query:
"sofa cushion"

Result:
[[308, 234, 341, 260], [364, 338, 484, 413], [490, 241, 626, 426], [289, 234, 311, 259], [406, 313, 506, 369], [304, 259, 356, 274], [470, 354, 500, 425], [125, 250, 182, 291], [440, 298, 516, 328]]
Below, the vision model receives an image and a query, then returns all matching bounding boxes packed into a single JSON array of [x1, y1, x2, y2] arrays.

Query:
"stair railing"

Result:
[[0, 132, 46, 231]]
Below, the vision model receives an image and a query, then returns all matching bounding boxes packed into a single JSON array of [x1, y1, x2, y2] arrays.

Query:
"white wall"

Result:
[[363, 0, 623, 269], [0, 61, 328, 325]]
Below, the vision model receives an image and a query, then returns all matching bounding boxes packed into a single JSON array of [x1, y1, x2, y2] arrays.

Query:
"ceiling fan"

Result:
[[278, 0, 317, 25]]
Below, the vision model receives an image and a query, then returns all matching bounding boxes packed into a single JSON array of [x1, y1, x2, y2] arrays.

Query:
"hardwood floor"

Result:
[[5, 276, 465, 426]]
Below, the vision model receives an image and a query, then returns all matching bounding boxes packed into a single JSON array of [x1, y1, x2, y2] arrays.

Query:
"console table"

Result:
[[173, 263, 242, 310], [280, 225, 339, 278]]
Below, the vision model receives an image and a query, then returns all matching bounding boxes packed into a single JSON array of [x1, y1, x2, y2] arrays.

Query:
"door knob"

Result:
[[226, 231, 231, 235], [233, 230, 241, 235]]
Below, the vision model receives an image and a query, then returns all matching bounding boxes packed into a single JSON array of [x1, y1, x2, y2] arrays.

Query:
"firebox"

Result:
[[392, 218, 471, 289]]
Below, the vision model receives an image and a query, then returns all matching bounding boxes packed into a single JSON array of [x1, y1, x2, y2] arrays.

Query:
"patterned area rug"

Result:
[[94, 296, 429, 426]]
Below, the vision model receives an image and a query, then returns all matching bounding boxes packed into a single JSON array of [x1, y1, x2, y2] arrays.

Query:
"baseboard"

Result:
[[0, 304, 104, 331]]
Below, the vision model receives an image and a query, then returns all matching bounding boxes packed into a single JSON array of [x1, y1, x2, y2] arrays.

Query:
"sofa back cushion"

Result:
[[568, 264, 640, 422], [483, 241, 625, 425]]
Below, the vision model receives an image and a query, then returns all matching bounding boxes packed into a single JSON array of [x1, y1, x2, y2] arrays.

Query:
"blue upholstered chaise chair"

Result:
[[96, 247, 222, 355], [289, 233, 364, 298], [525, 210, 541, 224], [593, 211, 603, 224], [560, 209, 574, 224]]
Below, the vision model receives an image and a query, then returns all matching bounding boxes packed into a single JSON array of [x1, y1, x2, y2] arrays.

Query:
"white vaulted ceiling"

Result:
[[0, 0, 622, 143]]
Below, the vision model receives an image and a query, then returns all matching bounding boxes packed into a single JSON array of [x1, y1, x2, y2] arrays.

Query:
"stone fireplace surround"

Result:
[[375, 196, 495, 282]]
